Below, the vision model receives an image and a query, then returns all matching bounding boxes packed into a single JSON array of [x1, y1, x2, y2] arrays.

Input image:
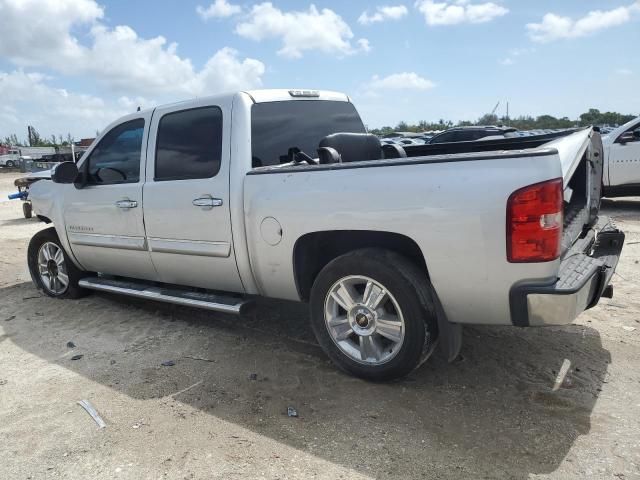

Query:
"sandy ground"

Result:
[[0, 170, 638, 480]]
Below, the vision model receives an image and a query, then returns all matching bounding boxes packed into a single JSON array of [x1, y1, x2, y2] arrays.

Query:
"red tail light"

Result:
[[507, 178, 563, 263]]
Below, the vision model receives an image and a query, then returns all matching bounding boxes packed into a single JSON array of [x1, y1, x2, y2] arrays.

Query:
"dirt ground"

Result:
[[0, 170, 638, 480]]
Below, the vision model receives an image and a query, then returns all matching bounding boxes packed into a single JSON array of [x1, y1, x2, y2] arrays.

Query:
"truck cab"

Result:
[[0, 149, 20, 167], [30, 90, 365, 295]]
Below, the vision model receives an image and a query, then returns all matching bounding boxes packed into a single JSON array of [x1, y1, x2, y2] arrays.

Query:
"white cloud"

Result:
[[357, 38, 372, 53], [0, 70, 132, 139], [85, 27, 264, 95], [196, 0, 242, 20], [0, 0, 264, 96], [367, 72, 435, 91], [499, 47, 535, 66], [616, 68, 633, 75], [235, 2, 369, 58], [358, 5, 409, 25], [415, 0, 508, 26], [527, 4, 639, 43], [0, 0, 103, 65]]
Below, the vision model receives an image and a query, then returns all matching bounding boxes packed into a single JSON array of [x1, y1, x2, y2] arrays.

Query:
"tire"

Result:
[[27, 227, 89, 299], [5, 160, 14, 168], [23, 202, 32, 219], [310, 248, 437, 381]]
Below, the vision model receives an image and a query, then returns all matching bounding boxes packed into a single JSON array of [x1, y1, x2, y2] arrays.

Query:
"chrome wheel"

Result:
[[324, 275, 405, 365], [37, 241, 69, 295]]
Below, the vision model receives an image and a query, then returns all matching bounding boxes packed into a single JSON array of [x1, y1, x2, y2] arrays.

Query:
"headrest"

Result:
[[318, 133, 382, 163]]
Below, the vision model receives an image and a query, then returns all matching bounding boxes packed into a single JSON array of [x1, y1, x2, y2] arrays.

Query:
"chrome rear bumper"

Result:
[[510, 217, 624, 326]]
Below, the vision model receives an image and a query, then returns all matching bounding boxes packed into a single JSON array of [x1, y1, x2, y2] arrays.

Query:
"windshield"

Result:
[[250, 100, 365, 167]]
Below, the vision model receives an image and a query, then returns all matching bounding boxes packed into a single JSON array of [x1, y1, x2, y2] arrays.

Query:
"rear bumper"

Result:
[[510, 216, 624, 326]]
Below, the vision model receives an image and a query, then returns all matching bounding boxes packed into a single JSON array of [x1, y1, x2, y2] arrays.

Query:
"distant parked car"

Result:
[[428, 126, 518, 144]]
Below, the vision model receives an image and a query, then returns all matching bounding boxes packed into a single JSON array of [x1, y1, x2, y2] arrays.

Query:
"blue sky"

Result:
[[1, 0, 639, 139]]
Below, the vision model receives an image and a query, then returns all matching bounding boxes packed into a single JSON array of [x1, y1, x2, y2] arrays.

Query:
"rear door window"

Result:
[[155, 106, 223, 181]]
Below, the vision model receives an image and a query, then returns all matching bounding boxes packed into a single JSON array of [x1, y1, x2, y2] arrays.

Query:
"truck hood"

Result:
[[19, 169, 53, 181]]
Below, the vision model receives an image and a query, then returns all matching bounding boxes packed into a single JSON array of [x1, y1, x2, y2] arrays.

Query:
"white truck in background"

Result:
[[0, 146, 56, 168], [602, 116, 640, 197]]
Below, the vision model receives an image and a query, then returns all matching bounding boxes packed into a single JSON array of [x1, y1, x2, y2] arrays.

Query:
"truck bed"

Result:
[[245, 127, 604, 326], [402, 129, 579, 157]]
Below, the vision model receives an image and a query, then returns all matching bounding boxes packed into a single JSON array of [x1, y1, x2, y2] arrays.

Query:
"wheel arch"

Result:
[[292, 230, 430, 303]]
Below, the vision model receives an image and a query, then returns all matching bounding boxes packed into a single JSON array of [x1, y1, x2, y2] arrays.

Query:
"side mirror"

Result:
[[50, 161, 79, 184], [617, 131, 635, 144]]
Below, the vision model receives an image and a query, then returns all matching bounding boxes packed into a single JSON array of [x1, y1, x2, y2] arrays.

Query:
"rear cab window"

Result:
[[250, 100, 365, 168]]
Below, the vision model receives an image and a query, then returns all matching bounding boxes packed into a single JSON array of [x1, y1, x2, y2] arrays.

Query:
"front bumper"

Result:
[[510, 216, 624, 326]]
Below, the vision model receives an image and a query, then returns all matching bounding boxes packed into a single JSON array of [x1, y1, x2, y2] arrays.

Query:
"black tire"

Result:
[[27, 227, 89, 299], [5, 160, 14, 168], [310, 248, 437, 381], [22, 202, 32, 219]]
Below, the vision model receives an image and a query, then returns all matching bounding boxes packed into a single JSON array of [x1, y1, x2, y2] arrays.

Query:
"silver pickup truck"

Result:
[[28, 89, 624, 380]]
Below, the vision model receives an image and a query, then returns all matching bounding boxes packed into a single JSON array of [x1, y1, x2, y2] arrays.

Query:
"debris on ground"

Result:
[[287, 406, 298, 418], [0, 379, 7, 386], [622, 326, 636, 332], [183, 355, 216, 363], [110, 359, 116, 365], [4, 315, 15, 322], [67, 341, 76, 348], [161, 360, 175, 367], [77, 400, 106, 429], [70, 354, 83, 361], [248, 373, 258, 381]]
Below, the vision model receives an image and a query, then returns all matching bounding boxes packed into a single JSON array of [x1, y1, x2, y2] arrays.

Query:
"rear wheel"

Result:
[[5, 160, 15, 168], [310, 249, 437, 381], [27, 227, 89, 299]]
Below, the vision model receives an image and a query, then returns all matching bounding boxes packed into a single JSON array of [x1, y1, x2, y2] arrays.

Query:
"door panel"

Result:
[[63, 113, 157, 280], [143, 100, 244, 293], [609, 124, 640, 186]]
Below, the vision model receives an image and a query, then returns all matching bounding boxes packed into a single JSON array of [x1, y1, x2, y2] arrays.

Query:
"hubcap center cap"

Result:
[[355, 312, 369, 328], [47, 259, 58, 277], [349, 306, 376, 335]]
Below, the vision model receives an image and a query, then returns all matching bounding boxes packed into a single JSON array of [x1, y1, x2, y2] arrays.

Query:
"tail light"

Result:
[[507, 178, 563, 262]]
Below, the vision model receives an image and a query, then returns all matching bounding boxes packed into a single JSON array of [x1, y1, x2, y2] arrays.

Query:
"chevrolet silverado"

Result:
[[26, 89, 624, 380]]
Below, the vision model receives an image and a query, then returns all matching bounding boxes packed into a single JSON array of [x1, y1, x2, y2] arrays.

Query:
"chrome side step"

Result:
[[78, 276, 250, 315]]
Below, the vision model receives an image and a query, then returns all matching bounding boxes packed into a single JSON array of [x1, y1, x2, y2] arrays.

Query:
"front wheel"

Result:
[[310, 249, 437, 381], [27, 227, 89, 299], [5, 160, 15, 168]]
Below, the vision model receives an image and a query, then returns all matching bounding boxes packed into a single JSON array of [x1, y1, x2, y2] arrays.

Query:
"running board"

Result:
[[78, 276, 251, 315]]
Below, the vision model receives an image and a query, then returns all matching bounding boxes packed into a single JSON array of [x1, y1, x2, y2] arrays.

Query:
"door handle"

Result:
[[115, 199, 138, 209], [193, 197, 223, 208]]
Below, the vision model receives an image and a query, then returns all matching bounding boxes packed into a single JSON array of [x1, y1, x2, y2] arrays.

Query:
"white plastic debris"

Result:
[[77, 400, 106, 429]]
